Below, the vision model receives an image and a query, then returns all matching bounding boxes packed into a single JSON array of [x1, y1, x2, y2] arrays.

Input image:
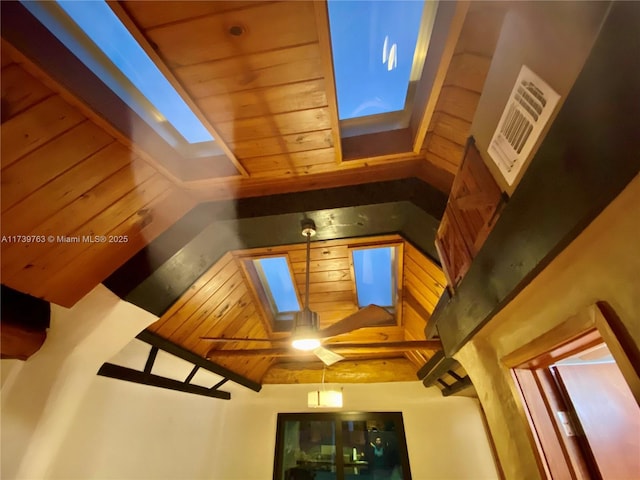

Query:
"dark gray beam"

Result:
[[442, 376, 473, 397], [124, 201, 440, 317], [416, 350, 445, 380], [98, 363, 231, 400], [137, 330, 262, 392], [422, 356, 458, 388]]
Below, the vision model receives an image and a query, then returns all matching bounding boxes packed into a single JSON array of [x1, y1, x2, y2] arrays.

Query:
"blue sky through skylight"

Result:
[[23, 0, 213, 144], [255, 258, 301, 313], [353, 247, 394, 307], [327, 0, 425, 120]]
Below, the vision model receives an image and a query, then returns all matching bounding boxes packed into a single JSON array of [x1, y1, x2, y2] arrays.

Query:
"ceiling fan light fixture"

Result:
[[292, 307, 320, 351], [292, 337, 322, 351]]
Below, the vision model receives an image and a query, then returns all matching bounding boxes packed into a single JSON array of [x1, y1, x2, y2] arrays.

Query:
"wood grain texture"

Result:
[[0, 57, 194, 307], [262, 358, 419, 384], [0, 0, 490, 384], [150, 235, 446, 383]]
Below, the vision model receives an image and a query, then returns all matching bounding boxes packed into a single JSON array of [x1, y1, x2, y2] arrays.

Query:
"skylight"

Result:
[[327, 0, 427, 120], [352, 247, 396, 308], [21, 0, 214, 146], [253, 257, 301, 315]]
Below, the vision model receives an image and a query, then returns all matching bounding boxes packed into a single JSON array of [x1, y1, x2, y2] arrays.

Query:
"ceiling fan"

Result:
[[201, 219, 440, 365]]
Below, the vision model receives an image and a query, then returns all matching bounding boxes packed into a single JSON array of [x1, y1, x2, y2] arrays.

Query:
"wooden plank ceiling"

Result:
[[147, 235, 446, 384], [0, 1, 505, 383]]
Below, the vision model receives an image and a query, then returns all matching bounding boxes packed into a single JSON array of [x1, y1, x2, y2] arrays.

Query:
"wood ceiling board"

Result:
[[194, 298, 263, 354], [150, 253, 237, 333], [1, 142, 130, 240], [1, 121, 113, 213], [404, 257, 446, 306], [182, 290, 257, 353], [215, 107, 332, 143], [423, 149, 460, 177], [198, 78, 327, 123], [143, 2, 318, 67], [1, 158, 156, 277], [240, 147, 336, 176], [402, 302, 430, 341], [1, 95, 85, 169], [173, 43, 322, 99], [169, 270, 246, 345], [11, 172, 173, 302], [426, 134, 465, 167], [430, 112, 472, 147], [43, 187, 196, 307], [121, 1, 265, 30], [435, 86, 480, 124], [230, 129, 333, 159], [0, 63, 52, 121], [444, 53, 492, 93], [150, 257, 241, 338]]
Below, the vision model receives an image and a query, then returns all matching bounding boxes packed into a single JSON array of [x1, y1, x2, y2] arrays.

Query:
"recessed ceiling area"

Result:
[[143, 234, 445, 385]]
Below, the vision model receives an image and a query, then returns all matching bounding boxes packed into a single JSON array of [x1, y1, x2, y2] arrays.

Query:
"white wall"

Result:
[[0, 285, 157, 480], [46, 379, 499, 480], [1, 286, 498, 480]]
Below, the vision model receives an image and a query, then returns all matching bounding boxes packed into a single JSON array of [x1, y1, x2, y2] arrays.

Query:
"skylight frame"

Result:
[[327, 0, 439, 138], [350, 245, 400, 314], [250, 256, 302, 329], [21, 0, 223, 158]]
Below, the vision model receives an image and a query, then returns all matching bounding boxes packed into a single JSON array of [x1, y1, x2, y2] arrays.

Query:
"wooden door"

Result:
[[553, 363, 640, 479]]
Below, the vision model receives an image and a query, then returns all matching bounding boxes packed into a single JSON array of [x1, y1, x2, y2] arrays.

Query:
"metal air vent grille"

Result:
[[488, 65, 560, 185]]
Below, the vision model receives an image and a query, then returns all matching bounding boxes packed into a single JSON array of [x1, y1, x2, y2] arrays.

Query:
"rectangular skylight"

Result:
[[253, 257, 301, 314], [327, 0, 427, 120], [352, 247, 395, 308], [22, 0, 214, 145]]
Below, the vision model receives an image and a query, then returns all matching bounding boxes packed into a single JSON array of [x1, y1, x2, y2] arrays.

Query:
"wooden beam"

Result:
[[262, 358, 418, 384], [416, 350, 445, 380], [206, 340, 442, 359]]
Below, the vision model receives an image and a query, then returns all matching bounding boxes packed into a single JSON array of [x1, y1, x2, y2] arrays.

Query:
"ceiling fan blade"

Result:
[[312, 346, 344, 366], [318, 304, 394, 338]]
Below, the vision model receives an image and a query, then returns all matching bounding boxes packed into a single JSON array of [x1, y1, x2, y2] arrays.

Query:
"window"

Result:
[[274, 412, 412, 480], [251, 257, 301, 329], [351, 246, 397, 312], [327, 0, 438, 137], [21, 0, 220, 156]]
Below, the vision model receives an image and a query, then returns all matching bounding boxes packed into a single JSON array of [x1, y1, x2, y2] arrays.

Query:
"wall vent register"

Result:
[[488, 65, 561, 185]]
